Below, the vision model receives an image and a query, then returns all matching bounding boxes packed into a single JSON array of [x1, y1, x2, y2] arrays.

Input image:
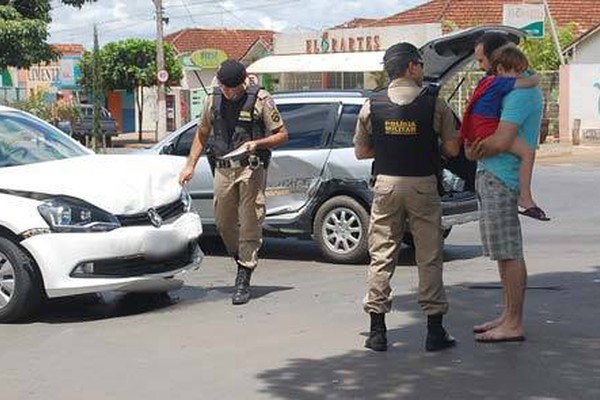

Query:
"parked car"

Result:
[[58, 104, 118, 144], [147, 25, 525, 264], [0, 106, 203, 322]]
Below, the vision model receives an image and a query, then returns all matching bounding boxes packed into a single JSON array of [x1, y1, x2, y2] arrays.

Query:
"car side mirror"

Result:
[[161, 143, 174, 155]]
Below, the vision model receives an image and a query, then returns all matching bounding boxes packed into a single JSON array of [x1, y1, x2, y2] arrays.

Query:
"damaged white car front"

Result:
[[0, 106, 203, 322]]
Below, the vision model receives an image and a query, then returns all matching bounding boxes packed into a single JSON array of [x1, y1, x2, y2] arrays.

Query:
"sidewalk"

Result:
[[111, 131, 165, 149], [109, 130, 600, 163]]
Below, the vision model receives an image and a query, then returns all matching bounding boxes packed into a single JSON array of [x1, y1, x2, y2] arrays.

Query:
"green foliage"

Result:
[[0, 0, 96, 69], [79, 38, 183, 92], [10, 87, 80, 125], [10, 87, 52, 120], [520, 21, 576, 71]]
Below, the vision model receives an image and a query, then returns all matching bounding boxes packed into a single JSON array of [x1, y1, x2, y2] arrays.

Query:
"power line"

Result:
[[167, 0, 300, 20], [180, 0, 199, 27], [50, 0, 299, 38], [213, 0, 254, 29]]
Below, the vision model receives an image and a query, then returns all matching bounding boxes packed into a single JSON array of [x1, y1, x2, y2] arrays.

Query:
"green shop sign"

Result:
[[185, 49, 228, 69]]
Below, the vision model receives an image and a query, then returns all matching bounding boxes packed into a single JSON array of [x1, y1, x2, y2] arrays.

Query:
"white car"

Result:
[[0, 106, 203, 322]]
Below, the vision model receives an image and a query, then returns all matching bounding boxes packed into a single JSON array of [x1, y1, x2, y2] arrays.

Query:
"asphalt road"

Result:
[[2, 158, 600, 400]]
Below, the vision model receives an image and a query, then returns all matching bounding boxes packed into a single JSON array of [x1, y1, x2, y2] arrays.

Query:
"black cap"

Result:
[[216, 59, 246, 87], [383, 42, 422, 64]]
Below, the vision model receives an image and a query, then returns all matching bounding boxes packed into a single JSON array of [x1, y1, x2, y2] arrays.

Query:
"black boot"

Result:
[[365, 312, 388, 352], [232, 264, 253, 305], [425, 314, 457, 352]]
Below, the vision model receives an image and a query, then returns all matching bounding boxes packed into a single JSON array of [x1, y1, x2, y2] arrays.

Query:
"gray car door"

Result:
[[168, 124, 216, 225], [266, 101, 339, 216]]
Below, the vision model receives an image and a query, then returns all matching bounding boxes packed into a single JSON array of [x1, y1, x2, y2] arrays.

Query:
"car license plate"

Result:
[[142, 230, 186, 260]]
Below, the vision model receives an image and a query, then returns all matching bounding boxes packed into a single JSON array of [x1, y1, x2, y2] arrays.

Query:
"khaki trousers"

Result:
[[213, 165, 266, 270], [363, 174, 449, 316]]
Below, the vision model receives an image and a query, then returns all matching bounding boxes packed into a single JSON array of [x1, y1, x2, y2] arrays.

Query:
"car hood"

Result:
[[0, 154, 185, 215], [421, 25, 526, 84]]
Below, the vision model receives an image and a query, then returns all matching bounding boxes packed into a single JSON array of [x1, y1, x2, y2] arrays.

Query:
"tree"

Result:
[[519, 21, 576, 71], [0, 0, 96, 69], [79, 38, 183, 141]]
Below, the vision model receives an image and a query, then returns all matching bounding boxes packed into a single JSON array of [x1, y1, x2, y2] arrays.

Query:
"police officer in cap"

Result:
[[179, 59, 288, 305], [354, 42, 460, 351]]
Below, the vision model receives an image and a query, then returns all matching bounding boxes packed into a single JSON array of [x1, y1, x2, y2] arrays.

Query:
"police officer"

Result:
[[179, 59, 288, 305], [354, 43, 460, 352]]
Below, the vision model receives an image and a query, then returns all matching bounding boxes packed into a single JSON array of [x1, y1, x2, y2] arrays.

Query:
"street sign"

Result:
[[503, 4, 545, 39], [157, 69, 169, 83]]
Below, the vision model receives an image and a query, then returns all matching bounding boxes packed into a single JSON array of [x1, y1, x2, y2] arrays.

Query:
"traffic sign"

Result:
[[157, 69, 169, 83], [503, 4, 545, 38]]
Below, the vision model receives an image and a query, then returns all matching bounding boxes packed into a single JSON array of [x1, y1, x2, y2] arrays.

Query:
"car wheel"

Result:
[[313, 196, 369, 264], [402, 227, 452, 248], [0, 237, 43, 323]]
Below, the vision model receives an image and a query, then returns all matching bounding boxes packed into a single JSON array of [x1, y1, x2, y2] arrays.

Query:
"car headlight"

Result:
[[181, 187, 192, 213], [38, 196, 121, 233]]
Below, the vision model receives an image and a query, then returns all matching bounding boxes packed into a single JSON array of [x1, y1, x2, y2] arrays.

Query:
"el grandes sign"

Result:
[[273, 24, 442, 55]]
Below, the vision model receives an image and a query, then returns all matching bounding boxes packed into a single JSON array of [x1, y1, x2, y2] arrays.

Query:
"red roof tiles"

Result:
[[51, 44, 85, 55], [164, 28, 274, 60], [370, 0, 600, 36]]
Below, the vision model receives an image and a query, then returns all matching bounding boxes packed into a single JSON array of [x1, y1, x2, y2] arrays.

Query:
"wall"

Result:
[[570, 33, 600, 64], [559, 64, 600, 142]]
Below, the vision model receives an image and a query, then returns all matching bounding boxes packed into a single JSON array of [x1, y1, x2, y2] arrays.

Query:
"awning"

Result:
[[247, 51, 385, 74]]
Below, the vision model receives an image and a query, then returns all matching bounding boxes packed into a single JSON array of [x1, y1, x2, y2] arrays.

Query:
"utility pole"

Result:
[[542, 0, 565, 65], [153, 0, 167, 140], [91, 24, 102, 152]]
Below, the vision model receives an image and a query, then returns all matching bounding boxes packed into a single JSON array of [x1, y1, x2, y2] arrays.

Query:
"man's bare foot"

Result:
[[474, 325, 525, 343], [473, 316, 505, 334]]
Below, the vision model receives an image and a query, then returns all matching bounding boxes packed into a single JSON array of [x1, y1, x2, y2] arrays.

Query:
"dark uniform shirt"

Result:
[[354, 78, 457, 147]]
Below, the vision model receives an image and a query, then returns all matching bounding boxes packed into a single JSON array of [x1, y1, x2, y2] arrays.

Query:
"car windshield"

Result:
[[0, 111, 90, 168]]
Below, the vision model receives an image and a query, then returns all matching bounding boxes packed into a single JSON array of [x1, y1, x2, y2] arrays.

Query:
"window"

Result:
[[172, 125, 197, 156], [277, 103, 335, 150], [331, 104, 361, 148], [325, 72, 364, 89], [0, 111, 89, 168]]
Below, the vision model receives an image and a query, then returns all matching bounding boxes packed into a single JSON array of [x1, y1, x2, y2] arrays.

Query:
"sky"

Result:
[[48, 0, 429, 47]]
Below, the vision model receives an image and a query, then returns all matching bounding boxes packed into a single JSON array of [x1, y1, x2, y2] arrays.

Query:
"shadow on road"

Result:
[[33, 284, 294, 324], [201, 237, 483, 266], [36, 291, 181, 323], [256, 267, 600, 400]]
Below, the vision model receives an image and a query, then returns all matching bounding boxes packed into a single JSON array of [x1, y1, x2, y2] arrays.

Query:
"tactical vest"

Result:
[[370, 87, 440, 177], [207, 85, 270, 162]]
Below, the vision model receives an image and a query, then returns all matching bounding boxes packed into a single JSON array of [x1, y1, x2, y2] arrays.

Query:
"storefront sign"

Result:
[[274, 24, 442, 55], [24, 55, 81, 89], [28, 66, 60, 83], [190, 88, 208, 120], [503, 4, 545, 38], [189, 49, 228, 69], [305, 32, 381, 54]]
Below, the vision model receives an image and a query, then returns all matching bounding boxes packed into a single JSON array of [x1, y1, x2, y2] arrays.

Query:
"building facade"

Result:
[[248, 24, 442, 91]]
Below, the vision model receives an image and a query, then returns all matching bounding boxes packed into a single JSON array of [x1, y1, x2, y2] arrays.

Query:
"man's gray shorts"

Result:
[[476, 171, 524, 261]]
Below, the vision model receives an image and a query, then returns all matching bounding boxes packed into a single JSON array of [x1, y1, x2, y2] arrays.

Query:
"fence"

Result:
[[0, 87, 28, 105], [440, 71, 560, 143]]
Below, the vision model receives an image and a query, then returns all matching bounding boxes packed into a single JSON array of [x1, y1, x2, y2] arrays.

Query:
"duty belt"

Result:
[[214, 154, 262, 169]]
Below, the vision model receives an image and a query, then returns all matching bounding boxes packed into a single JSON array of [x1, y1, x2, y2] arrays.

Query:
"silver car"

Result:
[[148, 25, 525, 264]]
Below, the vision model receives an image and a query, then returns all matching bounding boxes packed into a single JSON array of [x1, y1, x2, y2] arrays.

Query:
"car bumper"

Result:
[[21, 212, 203, 298]]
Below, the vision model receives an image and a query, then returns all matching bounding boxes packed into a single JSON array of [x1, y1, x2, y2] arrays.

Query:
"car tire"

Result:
[[402, 227, 452, 248], [313, 196, 369, 264], [0, 237, 43, 323]]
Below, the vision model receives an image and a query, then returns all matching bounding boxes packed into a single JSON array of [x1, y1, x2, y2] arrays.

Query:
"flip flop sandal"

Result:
[[519, 206, 550, 221], [475, 334, 526, 343]]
